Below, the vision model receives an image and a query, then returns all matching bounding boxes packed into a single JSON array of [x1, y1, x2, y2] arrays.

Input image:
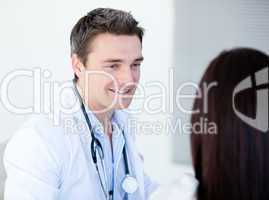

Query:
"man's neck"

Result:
[[94, 110, 114, 135], [76, 82, 114, 139]]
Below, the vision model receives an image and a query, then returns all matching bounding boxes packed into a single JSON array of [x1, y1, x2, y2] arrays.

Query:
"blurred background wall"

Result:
[[0, 0, 268, 199]]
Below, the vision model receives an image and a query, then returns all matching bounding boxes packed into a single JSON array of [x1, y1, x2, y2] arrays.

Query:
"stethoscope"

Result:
[[73, 81, 138, 200]]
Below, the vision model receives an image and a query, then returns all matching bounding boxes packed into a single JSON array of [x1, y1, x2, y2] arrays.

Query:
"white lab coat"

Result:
[[3, 84, 158, 200]]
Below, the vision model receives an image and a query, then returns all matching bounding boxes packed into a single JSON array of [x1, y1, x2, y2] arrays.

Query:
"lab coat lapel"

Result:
[[60, 84, 106, 199], [74, 113, 109, 200]]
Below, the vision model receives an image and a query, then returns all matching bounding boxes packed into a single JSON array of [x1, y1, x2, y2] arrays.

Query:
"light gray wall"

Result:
[[0, 143, 6, 200]]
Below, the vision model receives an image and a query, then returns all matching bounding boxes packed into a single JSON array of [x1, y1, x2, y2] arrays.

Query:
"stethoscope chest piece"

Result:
[[122, 175, 138, 194]]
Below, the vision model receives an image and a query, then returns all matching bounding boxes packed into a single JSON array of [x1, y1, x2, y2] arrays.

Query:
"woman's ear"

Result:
[[71, 54, 84, 79]]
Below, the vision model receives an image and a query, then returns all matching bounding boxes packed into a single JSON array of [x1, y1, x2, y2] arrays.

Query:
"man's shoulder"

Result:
[[17, 113, 66, 141], [5, 113, 71, 161]]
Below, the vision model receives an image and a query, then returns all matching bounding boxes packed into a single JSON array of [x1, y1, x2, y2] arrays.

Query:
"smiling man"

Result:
[[4, 8, 157, 200]]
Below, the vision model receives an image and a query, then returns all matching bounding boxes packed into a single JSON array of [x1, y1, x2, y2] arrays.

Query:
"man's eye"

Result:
[[105, 64, 117, 69], [132, 63, 141, 68]]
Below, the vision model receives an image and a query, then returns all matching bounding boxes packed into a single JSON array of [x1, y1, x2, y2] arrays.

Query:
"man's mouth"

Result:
[[108, 88, 133, 95]]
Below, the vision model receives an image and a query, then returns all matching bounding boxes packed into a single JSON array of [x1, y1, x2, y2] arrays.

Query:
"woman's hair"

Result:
[[191, 47, 269, 200]]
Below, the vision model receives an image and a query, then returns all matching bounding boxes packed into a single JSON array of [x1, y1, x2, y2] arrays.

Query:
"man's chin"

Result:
[[112, 101, 132, 110]]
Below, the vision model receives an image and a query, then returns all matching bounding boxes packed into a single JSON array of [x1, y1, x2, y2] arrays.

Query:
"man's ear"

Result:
[[71, 54, 84, 79]]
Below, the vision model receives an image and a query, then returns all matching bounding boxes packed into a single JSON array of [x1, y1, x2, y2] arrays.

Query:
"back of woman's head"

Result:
[[191, 47, 269, 200]]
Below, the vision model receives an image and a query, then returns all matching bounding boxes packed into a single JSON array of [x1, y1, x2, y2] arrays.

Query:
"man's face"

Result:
[[79, 33, 142, 112]]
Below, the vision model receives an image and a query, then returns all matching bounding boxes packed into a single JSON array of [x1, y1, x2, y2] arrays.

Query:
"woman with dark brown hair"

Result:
[[191, 47, 269, 200]]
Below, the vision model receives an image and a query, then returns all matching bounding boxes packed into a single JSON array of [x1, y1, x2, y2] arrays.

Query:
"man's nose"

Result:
[[117, 66, 135, 86]]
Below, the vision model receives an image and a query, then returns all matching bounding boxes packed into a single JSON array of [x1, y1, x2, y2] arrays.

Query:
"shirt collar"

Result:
[[86, 108, 129, 138]]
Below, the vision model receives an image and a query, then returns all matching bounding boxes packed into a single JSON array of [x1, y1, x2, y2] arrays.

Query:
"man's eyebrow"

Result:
[[103, 58, 123, 63], [134, 56, 144, 62], [103, 56, 144, 63]]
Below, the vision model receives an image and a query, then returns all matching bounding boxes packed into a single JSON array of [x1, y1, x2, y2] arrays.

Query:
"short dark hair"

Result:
[[191, 48, 269, 200], [70, 8, 144, 81]]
